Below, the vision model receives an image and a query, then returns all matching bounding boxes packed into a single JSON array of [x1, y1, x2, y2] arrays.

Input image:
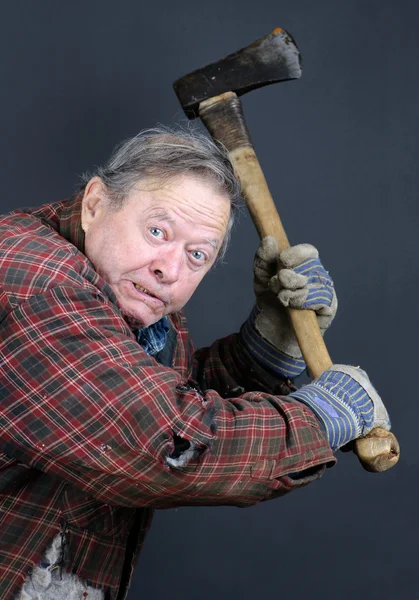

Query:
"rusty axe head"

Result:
[[173, 28, 302, 119]]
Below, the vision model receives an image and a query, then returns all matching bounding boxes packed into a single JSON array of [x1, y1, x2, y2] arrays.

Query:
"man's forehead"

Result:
[[134, 174, 229, 205], [134, 177, 229, 219], [146, 207, 176, 223]]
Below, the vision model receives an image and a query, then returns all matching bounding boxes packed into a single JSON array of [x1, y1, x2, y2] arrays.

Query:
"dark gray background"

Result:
[[0, 1, 417, 598]]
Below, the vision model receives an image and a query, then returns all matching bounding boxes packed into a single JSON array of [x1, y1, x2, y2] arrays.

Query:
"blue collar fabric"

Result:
[[135, 316, 171, 356]]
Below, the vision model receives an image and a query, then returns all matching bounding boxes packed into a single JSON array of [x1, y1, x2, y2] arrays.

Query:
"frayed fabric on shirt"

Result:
[[18, 534, 104, 600]]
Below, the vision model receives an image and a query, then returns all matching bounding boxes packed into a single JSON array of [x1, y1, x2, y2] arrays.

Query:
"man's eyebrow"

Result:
[[205, 239, 219, 250], [147, 208, 175, 223]]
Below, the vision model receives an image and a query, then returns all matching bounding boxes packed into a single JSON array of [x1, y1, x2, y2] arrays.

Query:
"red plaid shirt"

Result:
[[0, 196, 335, 599]]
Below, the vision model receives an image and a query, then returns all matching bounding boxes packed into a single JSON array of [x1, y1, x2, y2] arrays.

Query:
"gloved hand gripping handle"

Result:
[[199, 91, 400, 472]]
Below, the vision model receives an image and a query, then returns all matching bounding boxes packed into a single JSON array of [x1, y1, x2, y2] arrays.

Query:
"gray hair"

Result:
[[78, 125, 242, 260]]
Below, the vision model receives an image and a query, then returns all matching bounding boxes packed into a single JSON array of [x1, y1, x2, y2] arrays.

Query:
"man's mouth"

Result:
[[134, 283, 155, 297], [132, 282, 164, 304]]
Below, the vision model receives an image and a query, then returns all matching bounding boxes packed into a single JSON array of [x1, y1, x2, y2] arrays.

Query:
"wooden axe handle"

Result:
[[199, 91, 400, 473]]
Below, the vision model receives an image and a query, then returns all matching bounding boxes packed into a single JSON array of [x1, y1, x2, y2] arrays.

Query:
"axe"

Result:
[[174, 29, 400, 472]]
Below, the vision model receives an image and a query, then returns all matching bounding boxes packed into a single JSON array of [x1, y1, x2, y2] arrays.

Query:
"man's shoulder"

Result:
[[0, 208, 95, 303], [1, 202, 74, 243]]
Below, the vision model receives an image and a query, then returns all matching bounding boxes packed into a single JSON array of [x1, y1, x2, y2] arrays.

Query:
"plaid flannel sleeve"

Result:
[[0, 285, 335, 510], [192, 324, 301, 397]]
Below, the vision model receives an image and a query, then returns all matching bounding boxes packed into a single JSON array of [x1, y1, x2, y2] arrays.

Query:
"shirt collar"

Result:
[[57, 194, 86, 252], [21, 194, 86, 254]]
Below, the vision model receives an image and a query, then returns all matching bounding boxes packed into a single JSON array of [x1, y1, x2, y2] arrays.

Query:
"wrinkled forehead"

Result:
[[132, 174, 231, 222], [133, 172, 231, 201]]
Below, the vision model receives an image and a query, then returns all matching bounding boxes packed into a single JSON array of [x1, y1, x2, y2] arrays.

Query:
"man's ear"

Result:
[[81, 177, 108, 233]]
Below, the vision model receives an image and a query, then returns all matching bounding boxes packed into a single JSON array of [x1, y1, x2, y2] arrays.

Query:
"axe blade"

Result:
[[173, 28, 302, 119]]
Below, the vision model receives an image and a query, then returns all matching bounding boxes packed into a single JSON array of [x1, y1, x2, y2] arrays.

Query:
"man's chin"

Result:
[[121, 308, 162, 330]]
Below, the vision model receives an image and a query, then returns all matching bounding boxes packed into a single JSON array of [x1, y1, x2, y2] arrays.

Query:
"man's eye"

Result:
[[149, 227, 164, 238], [190, 250, 206, 262]]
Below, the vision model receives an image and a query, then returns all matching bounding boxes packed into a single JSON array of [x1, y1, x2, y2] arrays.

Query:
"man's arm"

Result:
[[0, 284, 334, 509], [191, 239, 337, 397], [191, 331, 298, 397]]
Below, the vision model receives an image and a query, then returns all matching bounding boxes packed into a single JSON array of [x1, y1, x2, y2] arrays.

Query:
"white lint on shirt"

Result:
[[18, 534, 104, 600]]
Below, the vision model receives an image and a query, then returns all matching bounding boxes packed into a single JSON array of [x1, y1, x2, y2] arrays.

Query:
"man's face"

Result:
[[81, 175, 230, 329]]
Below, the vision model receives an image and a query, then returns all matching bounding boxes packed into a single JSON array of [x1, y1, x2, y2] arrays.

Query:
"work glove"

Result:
[[241, 236, 337, 379], [289, 364, 391, 451]]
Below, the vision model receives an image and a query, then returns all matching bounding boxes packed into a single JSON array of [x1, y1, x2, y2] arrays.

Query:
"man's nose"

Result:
[[150, 246, 183, 284]]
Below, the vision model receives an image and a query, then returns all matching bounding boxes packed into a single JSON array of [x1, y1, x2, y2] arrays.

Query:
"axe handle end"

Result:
[[353, 428, 400, 472]]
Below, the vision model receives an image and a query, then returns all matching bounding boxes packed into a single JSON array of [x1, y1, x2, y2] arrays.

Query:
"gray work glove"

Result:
[[241, 237, 337, 378]]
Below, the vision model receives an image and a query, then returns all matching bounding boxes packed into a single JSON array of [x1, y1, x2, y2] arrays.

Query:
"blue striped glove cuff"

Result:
[[240, 306, 307, 379], [289, 365, 390, 451]]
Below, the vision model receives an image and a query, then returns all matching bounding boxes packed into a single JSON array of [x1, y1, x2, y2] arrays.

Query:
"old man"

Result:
[[0, 127, 390, 599]]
